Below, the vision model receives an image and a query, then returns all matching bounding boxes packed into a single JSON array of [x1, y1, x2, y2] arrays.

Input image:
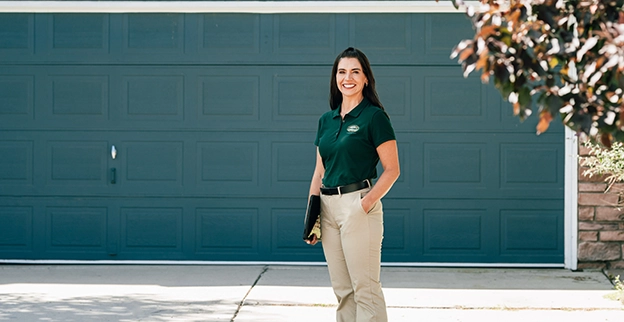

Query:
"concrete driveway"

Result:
[[0, 265, 622, 321]]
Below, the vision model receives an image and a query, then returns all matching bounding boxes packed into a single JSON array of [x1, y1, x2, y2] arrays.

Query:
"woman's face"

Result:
[[336, 57, 368, 99]]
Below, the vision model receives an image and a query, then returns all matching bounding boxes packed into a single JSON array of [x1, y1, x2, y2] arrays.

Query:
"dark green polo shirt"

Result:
[[314, 98, 396, 187]]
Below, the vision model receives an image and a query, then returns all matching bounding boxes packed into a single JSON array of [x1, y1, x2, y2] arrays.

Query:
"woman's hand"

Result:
[[360, 196, 373, 213], [306, 234, 319, 245]]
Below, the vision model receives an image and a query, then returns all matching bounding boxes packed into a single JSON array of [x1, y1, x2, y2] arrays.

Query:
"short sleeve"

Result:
[[370, 110, 396, 148]]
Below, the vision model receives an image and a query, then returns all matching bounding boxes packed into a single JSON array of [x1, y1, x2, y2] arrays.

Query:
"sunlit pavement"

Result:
[[0, 265, 622, 321]]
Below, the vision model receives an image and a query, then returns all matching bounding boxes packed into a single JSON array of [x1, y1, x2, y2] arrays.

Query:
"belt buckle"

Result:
[[337, 186, 342, 196]]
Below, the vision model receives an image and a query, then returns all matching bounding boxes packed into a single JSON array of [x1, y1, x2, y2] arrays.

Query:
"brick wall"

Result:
[[578, 144, 624, 269]]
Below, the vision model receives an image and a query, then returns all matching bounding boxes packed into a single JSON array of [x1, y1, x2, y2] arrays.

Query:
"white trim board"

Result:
[[0, 1, 479, 13], [564, 127, 579, 270]]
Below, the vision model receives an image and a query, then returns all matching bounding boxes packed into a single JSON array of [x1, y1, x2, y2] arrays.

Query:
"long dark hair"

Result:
[[329, 47, 384, 111]]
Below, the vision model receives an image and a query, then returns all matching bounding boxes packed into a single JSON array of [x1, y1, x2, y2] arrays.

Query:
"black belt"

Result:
[[320, 179, 371, 195]]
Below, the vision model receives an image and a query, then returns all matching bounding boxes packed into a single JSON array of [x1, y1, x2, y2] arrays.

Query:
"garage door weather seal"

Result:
[[0, 260, 565, 268]]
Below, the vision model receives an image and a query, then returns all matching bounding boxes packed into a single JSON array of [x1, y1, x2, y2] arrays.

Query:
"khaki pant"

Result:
[[320, 187, 388, 322]]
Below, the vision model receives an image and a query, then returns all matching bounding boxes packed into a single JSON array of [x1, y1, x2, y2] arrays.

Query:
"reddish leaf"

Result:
[[508, 8, 521, 25], [458, 47, 475, 63], [475, 52, 489, 71], [478, 25, 498, 38], [536, 110, 553, 135]]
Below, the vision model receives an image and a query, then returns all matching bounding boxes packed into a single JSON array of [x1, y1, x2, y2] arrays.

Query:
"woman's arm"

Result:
[[308, 147, 325, 197], [306, 148, 325, 245], [360, 140, 400, 213]]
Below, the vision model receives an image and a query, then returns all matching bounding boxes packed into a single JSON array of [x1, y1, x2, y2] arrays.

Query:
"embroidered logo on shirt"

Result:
[[346, 125, 360, 134]]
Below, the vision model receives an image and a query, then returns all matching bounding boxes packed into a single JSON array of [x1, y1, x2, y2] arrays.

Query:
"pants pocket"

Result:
[[356, 188, 373, 214]]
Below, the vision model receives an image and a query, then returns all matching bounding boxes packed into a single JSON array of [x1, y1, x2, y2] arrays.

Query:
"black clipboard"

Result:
[[302, 195, 321, 241]]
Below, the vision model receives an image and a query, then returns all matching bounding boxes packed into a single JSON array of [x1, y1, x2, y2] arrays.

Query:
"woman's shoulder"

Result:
[[362, 102, 387, 118], [319, 109, 337, 121]]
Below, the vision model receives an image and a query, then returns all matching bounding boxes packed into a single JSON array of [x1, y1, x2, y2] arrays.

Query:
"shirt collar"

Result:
[[332, 97, 369, 119]]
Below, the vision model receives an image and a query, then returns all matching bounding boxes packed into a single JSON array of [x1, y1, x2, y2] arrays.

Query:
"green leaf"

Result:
[[546, 94, 564, 115], [518, 86, 532, 111]]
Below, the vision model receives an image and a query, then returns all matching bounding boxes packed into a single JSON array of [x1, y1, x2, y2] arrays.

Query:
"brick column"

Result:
[[578, 144, 624, 269]]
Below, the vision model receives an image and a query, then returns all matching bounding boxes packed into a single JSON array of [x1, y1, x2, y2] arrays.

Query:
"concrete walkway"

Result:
[[0, 265, 622, 321]]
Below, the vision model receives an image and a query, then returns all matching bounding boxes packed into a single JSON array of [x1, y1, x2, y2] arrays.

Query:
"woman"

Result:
[[306, 47, 400, 322]]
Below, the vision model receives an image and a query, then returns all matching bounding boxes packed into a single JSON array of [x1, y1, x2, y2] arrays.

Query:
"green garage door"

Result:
[[0, 13, 564, 264]]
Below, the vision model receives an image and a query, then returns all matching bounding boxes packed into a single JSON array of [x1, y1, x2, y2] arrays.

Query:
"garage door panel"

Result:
[[0, 141, 34, 186], [500, 142, 563, 191], [422, 13, 475, 64], [199, 75, 260, 119], [381, 208, 411, 252], [0, 13, 33, 55], [196, 140, 260, 191], [196, 207, 259, 252], [419, 68, 504, 131], [274, 14, 336, 55], [0, 206, 33, 251], [423, 208, 490, 256], [351, 14, 411, 55], [424, 142, 488, 186], [123, 140, 185, 186], [49, 75, 109, 118], [0, 75, 34, 119], [273, 72, 329, 124], [47, 140, 109, 185], [200, 13, 261, 55], [120, 207, 183, 254], [425, 76, 486, 122], [122, 75, 185, 121], [124, 13, 184, 53], [46, 206, 108, 253], [271, 141, 315, 186], [49, 14, 109, 53], [500, 209, 562, 253]]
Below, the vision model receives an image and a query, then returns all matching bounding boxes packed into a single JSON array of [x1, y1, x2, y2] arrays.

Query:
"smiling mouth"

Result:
[[342, 84, 356, 89]]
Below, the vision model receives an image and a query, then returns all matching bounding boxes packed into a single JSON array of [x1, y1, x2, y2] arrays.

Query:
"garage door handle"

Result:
[[110, 168, 116, 184]]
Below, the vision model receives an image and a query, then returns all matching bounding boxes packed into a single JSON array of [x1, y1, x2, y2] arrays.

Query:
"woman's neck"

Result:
[[341, 95, 363, 117]]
